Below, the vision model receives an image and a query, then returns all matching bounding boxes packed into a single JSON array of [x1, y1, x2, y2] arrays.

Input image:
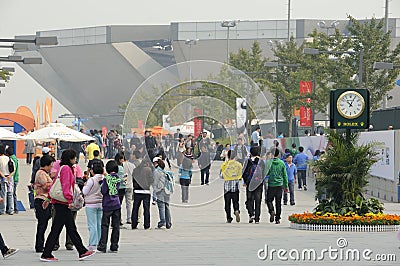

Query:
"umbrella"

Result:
[[23, 123, 95, 142], [0, 128, 22, 140]]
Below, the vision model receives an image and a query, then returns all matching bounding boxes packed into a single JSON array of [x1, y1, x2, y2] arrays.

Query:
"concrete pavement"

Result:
[[1, 158, 399, 265]]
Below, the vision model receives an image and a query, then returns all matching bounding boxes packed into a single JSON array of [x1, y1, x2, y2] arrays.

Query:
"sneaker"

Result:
[[234, 210, 240, 223], [35, 249, 44, 253], [275, 220, 281, 224], [269, 211, 275, 223], [3, 248, 18, 259], [109, 250, 118, 253], [40, 257, 58, 262], [226, 218, 233, 223], [152, 201, 156, 205], [303, 185, 307, 191], [283, 202, 288, 205], [126, 220, 132, 224], [87, 245, 97, 251], [96, 247, 106, 253], [79, 250, 95, 261], [156, 225, 166, 229], [290, 202, 296, 206], [255, 221, 260, 224], [65, 244, 74, 251], [298, 187, 302, 191], [52, 245, 59, 251], [249, 216, 254, 223]]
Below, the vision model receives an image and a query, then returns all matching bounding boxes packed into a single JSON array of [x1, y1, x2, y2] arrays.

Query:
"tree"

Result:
[[313, 130, 382, 215], [0, 69, 12, 84], [307, 16, 400, 112]]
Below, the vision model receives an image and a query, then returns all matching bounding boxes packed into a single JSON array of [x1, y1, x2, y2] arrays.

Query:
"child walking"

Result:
[[179, 155, 192, 203], [97, 160, 121, 253], [82, 163, 104, 251]]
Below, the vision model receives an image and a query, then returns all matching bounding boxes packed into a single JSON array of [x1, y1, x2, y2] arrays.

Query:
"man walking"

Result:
[[251, 126, 261, 147], [283, 154, 296, 206], [293, 146, 308, 190], [265, 148, 288, 224]]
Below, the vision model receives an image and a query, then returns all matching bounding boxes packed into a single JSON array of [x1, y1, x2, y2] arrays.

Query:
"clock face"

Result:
[[336, 91, 365, 119]]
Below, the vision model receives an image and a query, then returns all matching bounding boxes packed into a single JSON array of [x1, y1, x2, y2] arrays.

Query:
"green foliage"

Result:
[[313, 130, 380, 215], [0, 70, 12, 83], [314, 197, 384, 216]]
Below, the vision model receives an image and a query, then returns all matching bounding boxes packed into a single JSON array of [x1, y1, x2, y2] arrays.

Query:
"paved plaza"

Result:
[[1, 159, 399, 265]]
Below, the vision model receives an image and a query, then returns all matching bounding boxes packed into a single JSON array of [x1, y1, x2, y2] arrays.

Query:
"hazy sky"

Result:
[[1, 0, 399, 124]]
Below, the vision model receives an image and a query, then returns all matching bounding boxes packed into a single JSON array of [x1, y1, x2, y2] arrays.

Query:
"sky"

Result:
[[1, 0, 399, 125]]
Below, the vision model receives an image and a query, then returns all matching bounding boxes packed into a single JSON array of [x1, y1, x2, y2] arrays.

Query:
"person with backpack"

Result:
[[265, 148, 288, 224], [242, 146, 264, 224], [221, 150, 242, 223], [153, 157, 173, 229], [179, 155, 192, 203], [82, 163, 104, 251], [97, 160, 121, 253]]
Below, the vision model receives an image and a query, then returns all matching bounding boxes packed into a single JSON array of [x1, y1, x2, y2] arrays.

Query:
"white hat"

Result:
[[152, 157, 161, 163], [42, 147, 50, 154]]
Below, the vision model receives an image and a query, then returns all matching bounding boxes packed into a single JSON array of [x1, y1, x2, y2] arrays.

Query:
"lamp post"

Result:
[[221, 20, 237, 65], [317, 20, 340, 35], [221, 20, 236, 138], [304, 48, 364, 134], [264, 62, 299, 137], [373, 62, 400, 108], [0, 36, 58, 46]]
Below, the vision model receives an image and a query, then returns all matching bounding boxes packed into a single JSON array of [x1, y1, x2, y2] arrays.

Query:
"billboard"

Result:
[[299, 81, 312, 127]]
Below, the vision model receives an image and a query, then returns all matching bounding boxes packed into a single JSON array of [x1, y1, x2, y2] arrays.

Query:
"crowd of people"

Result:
[[0, 125, 324, 262]]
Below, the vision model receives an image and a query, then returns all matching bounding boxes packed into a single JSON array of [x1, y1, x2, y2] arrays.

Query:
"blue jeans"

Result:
[[0, 180, 5, 214], [156, 194, 171, 228], [13, 182, 18, 212], [283, 182, 295, 204], [85, 207, 102, 246]]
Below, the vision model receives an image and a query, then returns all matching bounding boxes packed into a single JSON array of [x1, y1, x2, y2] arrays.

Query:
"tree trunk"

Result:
[[288, 115, 293, 137]]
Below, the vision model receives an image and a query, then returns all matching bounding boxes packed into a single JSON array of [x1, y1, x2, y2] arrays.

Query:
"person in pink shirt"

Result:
[[40, 149, 95, 262], [49, 159, 84, 251]]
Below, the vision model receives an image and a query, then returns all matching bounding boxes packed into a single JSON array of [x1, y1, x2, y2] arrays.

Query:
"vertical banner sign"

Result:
[[299, 81, 313, 127], [236, 98, 247, 135], [162, 115, 170, 130], [137, 120, 144, 129], [193, 108, 203, 138], [101, 126, 108, 148]]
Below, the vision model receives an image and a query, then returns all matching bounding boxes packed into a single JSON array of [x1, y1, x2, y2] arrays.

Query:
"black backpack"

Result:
[[8, 158, 14, 173]]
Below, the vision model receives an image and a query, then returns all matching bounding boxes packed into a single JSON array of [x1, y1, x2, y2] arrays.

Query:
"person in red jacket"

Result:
[[40, 149, 95, 262]]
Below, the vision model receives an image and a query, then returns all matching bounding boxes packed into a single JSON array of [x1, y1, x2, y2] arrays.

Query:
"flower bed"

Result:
[[289, 212, 400, 231]]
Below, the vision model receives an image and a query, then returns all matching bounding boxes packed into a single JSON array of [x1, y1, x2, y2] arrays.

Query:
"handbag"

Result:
[[49, 166, 68, 202], [72, 184, 84, 210]]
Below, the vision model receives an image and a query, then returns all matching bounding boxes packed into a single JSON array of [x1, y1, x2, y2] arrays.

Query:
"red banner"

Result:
[[137, 120, 144, 129], [193, 108, 203, 138], [299, 81, 312, 127]]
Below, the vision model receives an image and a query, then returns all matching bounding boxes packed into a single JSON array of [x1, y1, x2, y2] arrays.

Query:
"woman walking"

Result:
[[40, 149, 95, 262], [82, 163, 104, 251], [33, 155, 55, 253]]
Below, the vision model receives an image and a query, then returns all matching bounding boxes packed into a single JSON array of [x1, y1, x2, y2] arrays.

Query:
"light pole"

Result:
[[373, 62, 400, 108], [184, 39, 199, 83], [317, 20, 339, 35], [221, 20, 236, 65], [0, 36, 58, 46], [304, 47, 364, 134], [221, 21, 236, 138]]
